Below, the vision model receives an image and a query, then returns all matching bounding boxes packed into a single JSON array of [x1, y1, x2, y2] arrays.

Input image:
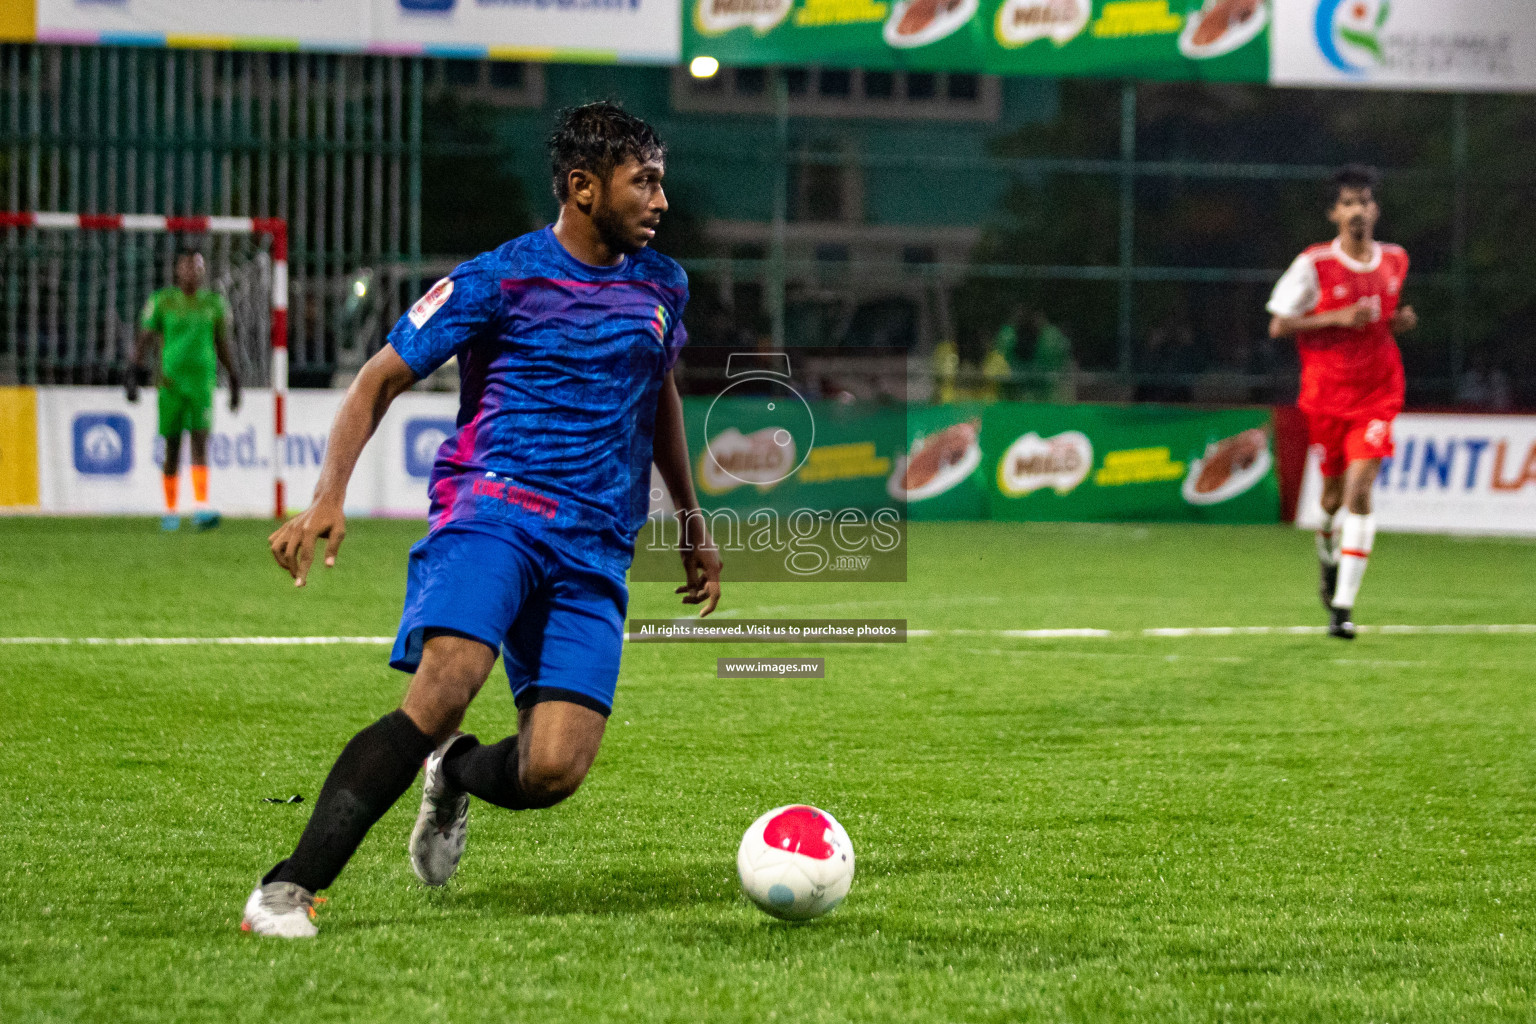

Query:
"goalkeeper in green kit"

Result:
[[126, 246, 241, 530]]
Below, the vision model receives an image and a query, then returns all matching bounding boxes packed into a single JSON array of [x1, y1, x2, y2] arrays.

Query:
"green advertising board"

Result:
[[982, 402, 1279, 523], [631, 397, 1276, 581], [687, 0, 1271, 80], [631, 395, 910, 582], [687, 395, 906, 513]]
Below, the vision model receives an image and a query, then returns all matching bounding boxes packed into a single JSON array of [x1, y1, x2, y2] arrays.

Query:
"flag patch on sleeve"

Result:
[[409, 278, 454, 328]]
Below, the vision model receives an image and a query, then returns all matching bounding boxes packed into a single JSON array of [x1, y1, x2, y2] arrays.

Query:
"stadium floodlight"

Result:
[[689, 56, 720, 79], [0, 211, 290, 518]]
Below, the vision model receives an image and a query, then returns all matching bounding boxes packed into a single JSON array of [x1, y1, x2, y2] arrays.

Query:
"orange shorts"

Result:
[[1307, 413, 1396, 478]]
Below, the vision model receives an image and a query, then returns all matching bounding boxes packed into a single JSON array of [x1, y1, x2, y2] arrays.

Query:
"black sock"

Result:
[[442, 734, 545, 810], [265, 710, 437, 892]]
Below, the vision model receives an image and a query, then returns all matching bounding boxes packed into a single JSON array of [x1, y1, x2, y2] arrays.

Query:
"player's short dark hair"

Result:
[[547, 101, 665, 204], [1330, 164, 1381, 206], [174, 244, 202, 261]]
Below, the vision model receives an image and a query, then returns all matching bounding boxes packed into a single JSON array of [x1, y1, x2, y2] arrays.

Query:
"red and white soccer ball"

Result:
[[737, 804, 855, 921]]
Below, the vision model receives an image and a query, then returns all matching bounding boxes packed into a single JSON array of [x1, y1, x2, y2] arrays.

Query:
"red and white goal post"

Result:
[[0, 212, 290, 518]]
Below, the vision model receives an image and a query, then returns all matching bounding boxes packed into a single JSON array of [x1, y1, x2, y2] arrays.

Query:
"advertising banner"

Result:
[[18, 0, 1536, 91], [685, 395, 904, 514], [1296, 413, 1536, 536], [370, 0, 681, 63], [0, 386, 39, 507], [1271, 0, 1536, 92], [36, 0, 371, 49], [983, 402, 1279, 523], [32, 386, 462, 518], [687, 0, 1271, 79], [632, 392, 907, 581], [36, 390, 1535, 538], [631, 355, 909, 583], [0, 1, 34, 42], [33, 0, 677, 61], [891, 403, 988, 521]]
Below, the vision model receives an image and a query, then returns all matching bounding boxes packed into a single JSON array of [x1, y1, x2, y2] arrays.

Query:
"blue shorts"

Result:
[[389, 522, 627, 717]]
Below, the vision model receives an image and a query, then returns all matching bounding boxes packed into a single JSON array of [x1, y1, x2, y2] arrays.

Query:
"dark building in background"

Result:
[[0, 45, 1529, 409]]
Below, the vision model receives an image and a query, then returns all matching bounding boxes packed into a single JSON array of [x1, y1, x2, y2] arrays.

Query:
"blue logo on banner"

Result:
[[405, 419, 456, 478], [399, 0, 455, 11], [73, 413, 134, 475], [1314, 0, 1388, 77]]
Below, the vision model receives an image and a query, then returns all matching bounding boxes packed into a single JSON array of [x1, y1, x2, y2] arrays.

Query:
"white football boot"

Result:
[[409, 733, 471, 886], [240, 881, 321, 938]]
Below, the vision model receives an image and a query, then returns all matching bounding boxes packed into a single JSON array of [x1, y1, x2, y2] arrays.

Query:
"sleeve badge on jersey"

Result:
[[409, 277, 454, 329]]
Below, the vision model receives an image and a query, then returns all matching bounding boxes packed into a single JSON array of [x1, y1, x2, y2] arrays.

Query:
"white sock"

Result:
[[1315, 511, 1339, 566], [1331, 512, 1376, 610]]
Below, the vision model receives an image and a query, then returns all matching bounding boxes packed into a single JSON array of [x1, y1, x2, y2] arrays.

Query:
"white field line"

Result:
[[1, 625, 1532, 647], [959, 647, 1251, 664], [711, 595, 1005, 618], [1142, 624, 1536, 637]]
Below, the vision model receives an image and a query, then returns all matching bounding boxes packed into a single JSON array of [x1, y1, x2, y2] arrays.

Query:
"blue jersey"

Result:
[[387, 226, 689, 578]]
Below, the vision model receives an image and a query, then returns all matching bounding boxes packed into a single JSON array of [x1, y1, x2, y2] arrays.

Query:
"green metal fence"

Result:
[[1, 51, 1530, 410], [0, 44, 424, 386]]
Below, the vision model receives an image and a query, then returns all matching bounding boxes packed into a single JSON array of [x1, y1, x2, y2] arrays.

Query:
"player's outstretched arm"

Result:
[[653, 369, 722, 617], [212, 313, 242, 411], [126, 329, 157, 403], [269, 344, 418, 587]]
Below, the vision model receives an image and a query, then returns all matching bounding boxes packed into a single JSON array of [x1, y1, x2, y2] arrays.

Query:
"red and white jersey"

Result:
[[1267, 239, 1409, 421]]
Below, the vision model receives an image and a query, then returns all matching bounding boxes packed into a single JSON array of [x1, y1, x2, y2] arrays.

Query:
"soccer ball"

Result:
[[737, 804, 855, 921]]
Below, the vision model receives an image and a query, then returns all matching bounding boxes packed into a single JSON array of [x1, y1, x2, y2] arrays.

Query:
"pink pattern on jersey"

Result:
[[431, 408, 484, 527]]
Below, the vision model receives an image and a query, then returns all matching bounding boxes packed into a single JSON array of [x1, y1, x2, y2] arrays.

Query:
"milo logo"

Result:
[[699, 426, 800, 494], [995, 0, 1089, 48], [694, 0, 793, 36], [997, 430, 1093, 497]]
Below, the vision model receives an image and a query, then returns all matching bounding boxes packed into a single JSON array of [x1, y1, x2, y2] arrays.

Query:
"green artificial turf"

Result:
[[1, 517, 1533, 1022]]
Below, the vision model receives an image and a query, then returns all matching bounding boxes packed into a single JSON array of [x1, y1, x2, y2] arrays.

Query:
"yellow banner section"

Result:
[[0, 0, 35, 42], [0, 386, 39, 506]]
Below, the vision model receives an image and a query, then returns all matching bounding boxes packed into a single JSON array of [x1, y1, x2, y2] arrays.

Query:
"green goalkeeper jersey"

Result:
[[140, 287, 227, 396]]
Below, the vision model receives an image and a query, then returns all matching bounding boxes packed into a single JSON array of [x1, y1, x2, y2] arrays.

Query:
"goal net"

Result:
[[0, 213, 291, 515], [0, 215, 282, 387]]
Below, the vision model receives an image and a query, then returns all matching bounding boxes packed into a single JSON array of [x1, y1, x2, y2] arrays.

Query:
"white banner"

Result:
[[1272, 0, 1536, 92], [35, 0, 678, 61], [369, 0, 680, 62], [1297, 413, 1536, 536], [34, 386, 461, 518], [36, 0, 372, 47]]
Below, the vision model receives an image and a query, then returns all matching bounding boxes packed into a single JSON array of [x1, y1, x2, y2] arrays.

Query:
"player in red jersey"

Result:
[[1267, 165, 1418, 639]]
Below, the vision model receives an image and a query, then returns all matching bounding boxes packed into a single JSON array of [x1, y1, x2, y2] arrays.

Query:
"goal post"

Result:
[[0, 212, 290, 518]]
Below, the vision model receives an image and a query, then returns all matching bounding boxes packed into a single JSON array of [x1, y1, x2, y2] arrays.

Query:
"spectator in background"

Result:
[[931, 336, 960, 404], [1135, 320, 1204, 403], [816, 375, 857, 405], [1215, 337, 1254, 374], [986, 307, 1075, 403], [1456, 352, 1514, 412], [981, 318, 1014, 404], [1019, 310, 1074, 402]]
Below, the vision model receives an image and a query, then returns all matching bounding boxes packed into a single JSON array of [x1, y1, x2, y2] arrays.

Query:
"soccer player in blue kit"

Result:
[[242, 103, 722, 937]]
